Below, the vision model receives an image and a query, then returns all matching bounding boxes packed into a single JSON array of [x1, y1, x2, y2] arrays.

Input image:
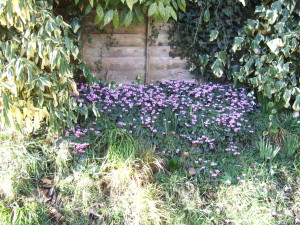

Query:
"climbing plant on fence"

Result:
[[169, 0, 300, 111], [168, 0, 256, 80], [232, 0, 300, 111]]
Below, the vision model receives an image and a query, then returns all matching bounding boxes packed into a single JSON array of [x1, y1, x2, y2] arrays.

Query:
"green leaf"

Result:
[[126, 0, 138, 11], [70, 19, 81, 33], [204, 9, 210, 23], [271, 1, 282, 12], [124, 10, 133, 27], [89, 0, 94, 8], [104, 10, 114, 26], [238, 0, 246, 6], [209, 30, 219, 41], [266, 10, 278, 24], [282, 0, 296, 13], [1, 92, 10, 110], [148, 2, 158, 17], [170, 6, 177, 21], [199, 54, 209, 67], [292, 95, 300, 111], [164, 6, 172, 23], [177, 0, 186, 12], [134, 6, 144, 23], [218, 51, 227, 65], [95, 4, 104, 24], [158, 2, 165, 18], [113, 10, 119, 28], [267, 38, 284, 54], [85, 4, 93, 15], [211, 59, 224, 78], [94, 14, 102, 25]]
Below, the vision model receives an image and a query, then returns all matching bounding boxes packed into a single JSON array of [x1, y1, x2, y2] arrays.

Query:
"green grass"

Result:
[[0, 112, 299, 224]]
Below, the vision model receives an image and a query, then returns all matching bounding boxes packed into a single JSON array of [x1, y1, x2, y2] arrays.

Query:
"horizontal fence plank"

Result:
[[150, 57, 187, 70], [149, 69, 195, 83], [149, 46, 172, 57], [93, 70, 145, 84], [83, 46, 146, 58], [83, 34, 146, 47], [84, 56, 146, 71]]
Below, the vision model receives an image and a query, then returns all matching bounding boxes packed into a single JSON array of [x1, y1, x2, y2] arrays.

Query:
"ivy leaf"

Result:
[[267, 38, 284, 54], [209, 30, 219, 41], [271, 1, 282, 11], [232, 37, 244, 53], [211, 59, 224, 78], [282, 0, 296, 13], [292, 95, 300, 111], [70, 19, 80, 33], [217, 51, 227, 65], [199, 54, 209, 67], [104, 10, 114, 26], [266, 10, 278, 24], [238, 0, 246, 6], [148, 2, 157, 17], [204, 9, 210, 22]]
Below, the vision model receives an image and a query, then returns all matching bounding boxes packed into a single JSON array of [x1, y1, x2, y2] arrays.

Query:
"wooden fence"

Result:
[[82, 13, 194, 84]]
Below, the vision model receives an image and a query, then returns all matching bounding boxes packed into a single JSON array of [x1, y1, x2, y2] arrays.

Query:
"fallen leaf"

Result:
[[41, 177, 53, 185], [49, 207, 65, 223], [183, 152, 189, 157], [188, 167, 196, 176]]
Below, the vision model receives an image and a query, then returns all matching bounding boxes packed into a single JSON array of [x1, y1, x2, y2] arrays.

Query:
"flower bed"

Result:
[[64, 81, 258, 157]]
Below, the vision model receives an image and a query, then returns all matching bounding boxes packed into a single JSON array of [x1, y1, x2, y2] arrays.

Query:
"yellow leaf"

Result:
[[34, 111, 40, 129], [25, 117, 34, 133], [70, 81, 79, 96], [12, 0, 21, 14], [52, 93, 58, 107], [59, 77, 67, 85], [0, 15, 7, 26], [11, 106, 23, 123]]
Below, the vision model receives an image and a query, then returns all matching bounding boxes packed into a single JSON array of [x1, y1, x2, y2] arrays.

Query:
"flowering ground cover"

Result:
[[68, 81, 257, 152]]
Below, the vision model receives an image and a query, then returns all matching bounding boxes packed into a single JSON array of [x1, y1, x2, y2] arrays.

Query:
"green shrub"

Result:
[[0, 0, 93, 133]]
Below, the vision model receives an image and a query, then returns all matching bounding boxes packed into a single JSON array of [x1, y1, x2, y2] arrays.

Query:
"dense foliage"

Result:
[[72, 0, 189, 28], [0, 0, 96, 133], [169, 0, 300, 111]]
